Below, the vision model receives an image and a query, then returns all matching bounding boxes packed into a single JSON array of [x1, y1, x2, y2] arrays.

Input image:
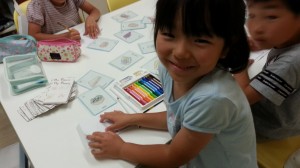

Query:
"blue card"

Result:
[[87, 37, 119, 52], [142, 16, 155, 24], [109, 51, 143, 71], [112, 11, 138, 22], [138, 40, 155, 54], [78, 87, 116, 115], [114, 30, 143, 43], [121, 20, 146, 31], [141, 57, 160, 76], [77, 70, 114, 89]]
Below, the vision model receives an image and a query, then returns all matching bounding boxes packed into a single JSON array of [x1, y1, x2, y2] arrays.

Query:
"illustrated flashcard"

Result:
[[138, 41, 155, 54], [87, 37, 119, 52], [77, 70, 114, 89], [121, 20, 146, 31], [42, 77, 74, 105], [17, 83, 77, 122], [78, 87, 117, 115], [142, 16, 155, 24], [112, 11, 138, 22], [109, 51, 143, 71], [114, 30, 143, 43], [141, 57, 160, 76]]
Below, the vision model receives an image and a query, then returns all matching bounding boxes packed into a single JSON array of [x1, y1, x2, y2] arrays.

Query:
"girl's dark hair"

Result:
[[246, 0, 300, 15], [154, 0, 250, 73]]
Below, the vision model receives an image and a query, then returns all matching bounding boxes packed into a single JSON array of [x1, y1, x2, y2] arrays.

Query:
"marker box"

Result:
[[114, 70, 164, 112]]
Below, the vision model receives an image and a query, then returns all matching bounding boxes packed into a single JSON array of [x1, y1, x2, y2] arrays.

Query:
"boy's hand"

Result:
[[84, 17, 100, 39], [68, 29, 81, 41], [248, 37, 261, 51]]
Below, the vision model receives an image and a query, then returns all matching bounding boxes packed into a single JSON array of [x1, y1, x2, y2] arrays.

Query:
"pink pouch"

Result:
[[37, 39, 81, 62]]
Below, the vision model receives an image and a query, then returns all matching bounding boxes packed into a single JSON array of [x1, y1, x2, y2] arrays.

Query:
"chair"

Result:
[[106, 0, 139, 12], [13, 0, 31, 34], [257, 135, 300, 168]]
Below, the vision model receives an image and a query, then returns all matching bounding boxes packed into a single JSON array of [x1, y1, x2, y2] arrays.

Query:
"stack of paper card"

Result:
[[17, 78, 77, 122]]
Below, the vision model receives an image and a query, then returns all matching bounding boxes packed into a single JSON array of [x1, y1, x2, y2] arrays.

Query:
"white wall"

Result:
[[87, 0, 109, 15], [80, 0, 109, 19]]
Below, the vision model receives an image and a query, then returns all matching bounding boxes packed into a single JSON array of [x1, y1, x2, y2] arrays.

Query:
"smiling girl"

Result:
[[87, 0, 258, 167]]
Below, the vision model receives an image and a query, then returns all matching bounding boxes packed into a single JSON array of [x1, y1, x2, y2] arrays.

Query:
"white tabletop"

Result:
[[0, 0, 269, 167], [0, 1, 172, 168]]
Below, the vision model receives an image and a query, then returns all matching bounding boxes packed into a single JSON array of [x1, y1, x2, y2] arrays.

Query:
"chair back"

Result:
[[106, 0, 138, 12], [257, 136, 300, 168], [13, 0, 31, 34]]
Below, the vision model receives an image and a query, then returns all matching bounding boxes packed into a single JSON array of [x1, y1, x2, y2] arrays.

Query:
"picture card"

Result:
[[17, 83, 77, 122], [112, 10, 138, 22], [142, 16, 155, 24], [87, 37, 119, 52], [121, 20, 146, 31], [138, 41, 155, 54], [109, 51, 143, 71], [77, 116, 112, 149], [141, 57, 160, 76], [42, 77, 74, 105], [77, 70, 114, 89], [78, 86, 117, 115], [114, 30, 143, 43]]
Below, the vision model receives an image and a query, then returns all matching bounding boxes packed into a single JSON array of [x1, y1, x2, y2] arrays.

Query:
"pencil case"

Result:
[[3, 54, 48, 95], [0, 34, 37, 63], [37, 39, 81, 62]]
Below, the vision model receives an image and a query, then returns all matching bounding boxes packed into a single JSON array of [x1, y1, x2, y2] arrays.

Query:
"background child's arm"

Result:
[[28, 22, 81, 41], [234, 69, 263, 105], [80, 1, 101, 39]]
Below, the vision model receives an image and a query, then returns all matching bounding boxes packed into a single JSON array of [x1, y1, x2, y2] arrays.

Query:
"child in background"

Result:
[[87, 0, 258, 167], [234, 0, 300, 140], [27, 0, 101, 41]]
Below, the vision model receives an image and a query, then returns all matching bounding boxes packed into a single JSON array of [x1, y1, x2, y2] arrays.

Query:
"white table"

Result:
[[0, 1, 172, 168]]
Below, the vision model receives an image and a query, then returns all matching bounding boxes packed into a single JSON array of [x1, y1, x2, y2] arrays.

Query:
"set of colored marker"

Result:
[[114, 70, 164, 112], [124, 75, 163, 105]]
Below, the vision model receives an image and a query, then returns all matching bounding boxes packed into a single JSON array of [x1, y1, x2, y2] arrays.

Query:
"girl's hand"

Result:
[[87, 131, 125, 159], [68, 29, 81, 41], [84, 17, 100, 39], [100, 110, 133, 132]]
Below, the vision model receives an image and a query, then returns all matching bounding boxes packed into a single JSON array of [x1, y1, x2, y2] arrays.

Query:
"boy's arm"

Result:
[[234, 69, 263, 105], [28, 22, 81, 41]]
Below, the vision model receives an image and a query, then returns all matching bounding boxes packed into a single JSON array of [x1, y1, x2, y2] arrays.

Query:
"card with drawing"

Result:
[[138, 40, 155, 54], [142, 16, 155, 24], [42, 77, 74, 105], [78, 86, 117, 115], [114, 30, 143, 43], [77, 116, 113, 150], [109, 51, 143, 71], [87, 37, 119, 52], [17, 82, 78, 122], [77, 70, 114, 89], [141, 57, 160, 76], [112, 11, 138, 22], [121, 20, 146, 31]]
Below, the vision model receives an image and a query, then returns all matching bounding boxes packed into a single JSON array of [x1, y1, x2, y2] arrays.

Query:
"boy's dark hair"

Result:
[[154, 0, 250, 73], [246, 0, 300, 15]]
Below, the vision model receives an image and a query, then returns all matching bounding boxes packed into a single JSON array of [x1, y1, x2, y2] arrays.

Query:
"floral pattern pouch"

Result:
[[37, 39, 81, 62]]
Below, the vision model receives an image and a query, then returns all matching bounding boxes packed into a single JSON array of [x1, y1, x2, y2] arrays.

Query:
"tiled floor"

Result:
[[0, 103, 25, 167], [0, 103, 19, 149]]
